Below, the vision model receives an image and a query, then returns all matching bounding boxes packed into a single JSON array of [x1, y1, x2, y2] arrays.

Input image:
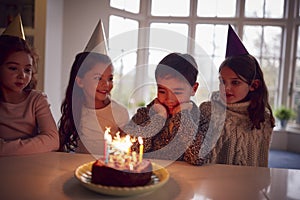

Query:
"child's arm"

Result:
[[183, 102, 212, 165], [122, 99, 167, 152], [148, 102, 199, 160], [183, 130, 208, 165], [171, 101, 193, 115], [0, 93, 59, 156]]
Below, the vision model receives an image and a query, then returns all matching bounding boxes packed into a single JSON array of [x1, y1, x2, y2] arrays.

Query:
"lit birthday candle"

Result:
[[126, 135, 131, 156], [138, 136, 144, 162], [104, 127, 112, 164]]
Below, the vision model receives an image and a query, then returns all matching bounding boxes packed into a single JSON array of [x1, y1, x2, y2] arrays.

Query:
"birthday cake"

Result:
[[91, 128, 152, 187], [91, 159, 153, 187]]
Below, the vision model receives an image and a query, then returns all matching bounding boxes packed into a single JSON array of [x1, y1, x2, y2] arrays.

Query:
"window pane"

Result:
[[197, 0, 236, 17], [297, 27, 300, 58], [243, 25, 282, 107], [146, 23, 189, 105], [243, 25, 282, 64], [265, 0, 284, 18], [110, 0, 140, 13], [109, 15, 139, 65], [245, 0, 264, 18], [151, 0, 190, 16], [295, 60, 300, 88], [194, 24, 227, 93], [108, 15, 139, 109], [149, 22, 188, 65], [243, 26, 262, 56], [262, 26, 282, 58], [195, 24, 227, 57], [261, 57, 280, 99], [293, 27, 300, 111], [245, 0, 284, 18]]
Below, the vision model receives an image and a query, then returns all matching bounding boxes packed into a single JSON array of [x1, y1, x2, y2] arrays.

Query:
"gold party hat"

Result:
[[84, 19, 108, 54], [1, 14, 25, 40]]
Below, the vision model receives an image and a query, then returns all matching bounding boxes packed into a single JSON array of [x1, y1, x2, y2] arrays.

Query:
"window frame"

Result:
[[108, 0, 299, 112]]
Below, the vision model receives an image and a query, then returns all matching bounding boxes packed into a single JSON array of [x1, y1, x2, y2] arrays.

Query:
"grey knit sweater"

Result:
[[184, 92, 274, 167], [122, 99, 200, 161]]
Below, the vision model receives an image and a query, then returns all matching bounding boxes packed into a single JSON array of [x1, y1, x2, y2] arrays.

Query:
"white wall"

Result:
[[44, 0, 110, 122], [62, 0, 110, 91], [44, 0, 63, 123]]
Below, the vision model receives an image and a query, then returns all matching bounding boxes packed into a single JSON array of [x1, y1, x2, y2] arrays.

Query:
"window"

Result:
[[108, 15, 139, 112], [243, 25, 282, 107], [195, 24, 228, 94], [149, 23, 189, 64], [197, 0, 236, 17], [110, 0, 140, 13], [245, 0, 284, 18], [151, 0, 190, 16], [108, 0, 299, 120], [292, 27, 300, 112]]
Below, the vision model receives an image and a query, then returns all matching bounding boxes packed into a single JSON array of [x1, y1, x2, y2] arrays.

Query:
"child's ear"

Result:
[[191, 82, 199, 96], [75, 77, 84, 88], [250, 79, 260, 91]]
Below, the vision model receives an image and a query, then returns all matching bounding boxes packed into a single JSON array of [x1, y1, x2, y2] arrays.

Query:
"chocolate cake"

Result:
[[91, 159, 153, 187]]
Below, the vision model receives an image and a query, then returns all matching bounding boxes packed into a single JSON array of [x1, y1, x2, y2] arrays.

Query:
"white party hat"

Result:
[[84, 19, 108, 54]]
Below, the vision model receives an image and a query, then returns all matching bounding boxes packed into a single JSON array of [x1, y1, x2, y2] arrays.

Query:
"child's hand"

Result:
[[151, 98, 168, 118], [172, 102, 193, 115]]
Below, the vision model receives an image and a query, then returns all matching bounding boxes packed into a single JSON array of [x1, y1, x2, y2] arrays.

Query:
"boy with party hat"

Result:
[[0, 14, 59, 155], [58, 19, 129, 156], [184, 25, 275, 167]]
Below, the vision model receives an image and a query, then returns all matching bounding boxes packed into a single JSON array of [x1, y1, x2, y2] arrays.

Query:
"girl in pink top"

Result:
[[0, 35, 59, 156]]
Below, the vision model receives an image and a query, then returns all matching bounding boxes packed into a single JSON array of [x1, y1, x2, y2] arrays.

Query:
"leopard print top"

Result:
[[122, 99, 200, 161]]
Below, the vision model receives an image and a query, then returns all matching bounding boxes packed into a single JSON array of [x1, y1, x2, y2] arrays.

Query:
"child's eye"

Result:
[[24, 68, 32, 74], [8, 66, 17, 71], [232, 80, 241, 85], [158, 89, 166, 94], [174, 92, 183, 95]]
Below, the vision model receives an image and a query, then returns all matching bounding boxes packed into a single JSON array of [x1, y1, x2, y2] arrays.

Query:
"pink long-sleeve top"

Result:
[[0, 90, 59, 156]]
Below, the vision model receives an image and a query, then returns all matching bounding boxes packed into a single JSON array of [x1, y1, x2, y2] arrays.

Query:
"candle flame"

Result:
[[110, 131, 133, 153], [103, 127, 142, 170], [138, 136, 143, 145], [104, 127, 112, 143]]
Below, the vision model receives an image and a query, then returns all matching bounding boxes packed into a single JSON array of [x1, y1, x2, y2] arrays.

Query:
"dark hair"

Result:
[[155, 53, 198, 86], [0, 35, 38, 91], [58, 52, 112, 152], [219, 54, 275, 129]]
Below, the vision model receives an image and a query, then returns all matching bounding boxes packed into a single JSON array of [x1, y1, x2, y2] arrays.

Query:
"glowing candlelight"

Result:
[[126, 135, 131, 155], [104, 127, 112, 164], [102, 128, 142, 170], [111, 132, 132, 153], [138, 136, 144, 162]]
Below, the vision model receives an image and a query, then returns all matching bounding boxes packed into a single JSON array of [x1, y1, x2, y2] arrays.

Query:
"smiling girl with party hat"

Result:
[[58, 19, 129, 156]]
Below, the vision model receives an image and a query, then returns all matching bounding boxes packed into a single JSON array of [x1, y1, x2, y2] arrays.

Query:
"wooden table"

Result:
[[0, 152, 299, 200]]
